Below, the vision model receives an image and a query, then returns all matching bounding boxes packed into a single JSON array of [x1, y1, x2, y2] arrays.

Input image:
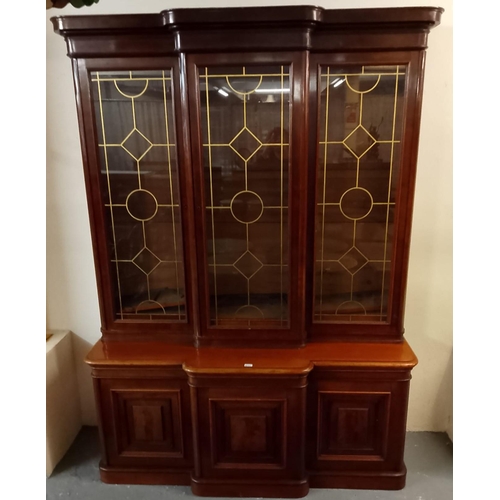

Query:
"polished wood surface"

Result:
[[52, 6, 442, 36], [86, 339, 417, 370], [52, 6, 442, 59], [52, 4, 441, 497]]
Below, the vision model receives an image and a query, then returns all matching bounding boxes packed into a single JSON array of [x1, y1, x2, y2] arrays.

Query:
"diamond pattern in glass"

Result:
[[339, 247, 368, 275], [229, 128, 262, 161], [343, 125, 376, 159], [133, 247, 161, 275], [234, 251, 264, 279], [122, 129, 153, 161]]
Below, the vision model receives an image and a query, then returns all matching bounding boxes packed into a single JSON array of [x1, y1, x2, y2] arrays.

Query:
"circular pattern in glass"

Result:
[[230, 190, 264, 224], [126, 189, 158, 221], [339, 187, 373, 220]]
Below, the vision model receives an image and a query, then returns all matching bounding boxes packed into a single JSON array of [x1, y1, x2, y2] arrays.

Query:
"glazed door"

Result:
[[307, 52, 425, 341], [76, 57, 197, 339], [187, 53, 308, 346]]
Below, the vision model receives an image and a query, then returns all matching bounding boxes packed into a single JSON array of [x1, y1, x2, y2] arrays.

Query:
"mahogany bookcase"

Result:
[[52, 5, 442, 497]]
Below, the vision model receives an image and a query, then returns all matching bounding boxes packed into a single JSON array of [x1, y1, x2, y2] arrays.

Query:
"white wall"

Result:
[[46, 0, 453, 431]]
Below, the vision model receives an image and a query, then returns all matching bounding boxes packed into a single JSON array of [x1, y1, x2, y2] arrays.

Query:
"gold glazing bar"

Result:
[[242, 67, 249, 191], [206, 73, 289, 78], [96, 72, 124, 319], [100, 143, 176, 147], [319, 140, 400, 145], [356, 79, 364, 187], [206, 206, 288, 209], [163, 70, 182, 320], [280, 65, 284, 324], [208, 264, 288, 267], [98, 99, 164, 103], [112, 259, 182, 263], [317, 259, 391, 263], [141, 221, 146, 248], [321, 72, 400, 77], [318, 202, 395, 206], [204, 67, 219, 324], [91, 77, 172, 82], [129, 98, 142, 189], [351, 217, 356, 300], [315, 313, 387, 318], [203, 143, 289, 147], [318, 67, 331, 320], [380, 66, 400, 319], [105, 203, 179, 208]]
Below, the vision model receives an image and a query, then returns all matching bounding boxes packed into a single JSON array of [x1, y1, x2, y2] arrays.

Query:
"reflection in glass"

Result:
[[91, 70, 186, 321], [199, 66, 290, 328], [314, 65, 406, 323]]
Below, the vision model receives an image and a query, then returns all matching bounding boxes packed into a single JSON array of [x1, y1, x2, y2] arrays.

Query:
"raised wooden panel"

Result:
[[112, 389, 183, 458], [318, 391, 390, 459], [131, 402, 170, 443], [210, 399, 285, 467], [230, 415, 266, 452], [337, 407, 369, 447]]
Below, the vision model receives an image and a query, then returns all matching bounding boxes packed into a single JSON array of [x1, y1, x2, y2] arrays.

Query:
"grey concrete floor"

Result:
[[47, 427, 452, 500]]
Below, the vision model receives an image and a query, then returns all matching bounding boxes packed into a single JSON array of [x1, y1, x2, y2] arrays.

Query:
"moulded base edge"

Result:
[[190, 476, 310, 498], [99, 463, 191, 486], [99, 463, 406, 494], [309, 463, 407, 490]]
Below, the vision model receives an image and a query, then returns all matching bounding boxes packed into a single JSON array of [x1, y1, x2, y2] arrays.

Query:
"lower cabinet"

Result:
[[187, 370, 310, 498], [307, 368, 412, 490], [95, 370, 193, 485], [91, 363, 412, 494]]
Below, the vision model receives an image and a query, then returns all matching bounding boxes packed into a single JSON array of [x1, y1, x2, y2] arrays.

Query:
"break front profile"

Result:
[[52, 5, 442, 497]]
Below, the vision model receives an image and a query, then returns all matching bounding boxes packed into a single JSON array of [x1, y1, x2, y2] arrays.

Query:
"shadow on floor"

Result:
[[47, 427, 452, 500]]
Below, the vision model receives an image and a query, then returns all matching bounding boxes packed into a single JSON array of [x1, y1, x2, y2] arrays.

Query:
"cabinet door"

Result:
[[308, 53, 424, 340], [189, 375, 308, 496], [98, 376, 193, 470], [187, 53, 307, 346], [77, 58, 197, 339], [307, 371, 411, 481]]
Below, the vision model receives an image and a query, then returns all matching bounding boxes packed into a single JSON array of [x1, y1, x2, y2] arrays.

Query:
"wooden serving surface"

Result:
[[86, 339, 417, 372]]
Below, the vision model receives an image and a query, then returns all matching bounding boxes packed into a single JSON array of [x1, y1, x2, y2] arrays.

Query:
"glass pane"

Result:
[[199, 65, 290, 328], [314, 65, 406, 323], [91, 70, 186, 321]]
